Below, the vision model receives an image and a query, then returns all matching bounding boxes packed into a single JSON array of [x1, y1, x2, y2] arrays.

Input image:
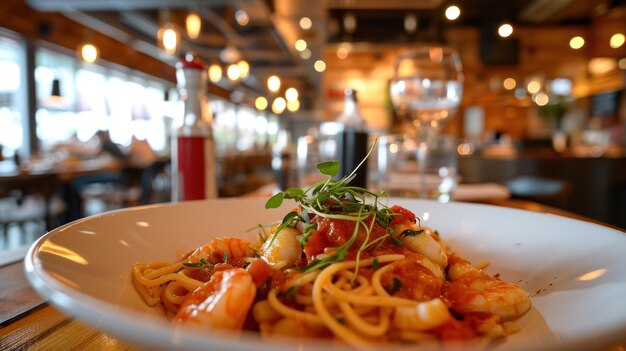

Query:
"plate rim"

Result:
[[23, 198, 626, 351]]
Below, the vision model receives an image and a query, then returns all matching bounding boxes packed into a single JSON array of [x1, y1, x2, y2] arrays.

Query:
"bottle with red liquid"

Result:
[[171, 53, 217, 201]]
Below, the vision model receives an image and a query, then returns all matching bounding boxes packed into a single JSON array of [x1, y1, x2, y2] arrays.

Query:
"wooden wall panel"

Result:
[[0, 0, 175, 83]]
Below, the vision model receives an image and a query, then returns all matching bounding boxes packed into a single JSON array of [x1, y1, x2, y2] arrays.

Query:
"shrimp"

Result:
[[394, 224, 448, 269], [187, 237, 253, 264], [261, 227, 301, 269], [175, 268, 256, 332], [444, 254, 531, 321]]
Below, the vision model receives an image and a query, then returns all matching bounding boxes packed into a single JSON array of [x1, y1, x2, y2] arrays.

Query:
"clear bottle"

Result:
[[171, 52, 217, 201], [336, 88, 369, 188], [272, 130, 296, 191]]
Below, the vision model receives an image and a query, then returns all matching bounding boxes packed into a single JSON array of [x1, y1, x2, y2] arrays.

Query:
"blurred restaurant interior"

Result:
[[0, 0, 625, 254]]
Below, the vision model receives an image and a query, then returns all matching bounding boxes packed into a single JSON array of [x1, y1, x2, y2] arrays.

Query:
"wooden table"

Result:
[[0, 199, 624, 350]]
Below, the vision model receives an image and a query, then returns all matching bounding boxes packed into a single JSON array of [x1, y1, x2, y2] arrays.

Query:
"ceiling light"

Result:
[[157, 23, 179, 55], [299, 49, 311, 60], [272, 97, 286, 114], [235, 10, 249, 26], [498, 23, 513, 38], [219, 45, 241, 63], [237, 60, 249, 78], [445, 6, 461, 21], [534, 92, 549, 106], [610, 33, 625, 49], [404, 14, 417, 33], [255, 96, 268, 110], [503, 78, 516, 90], [295, 39, 307, 52], [227, 64, 241, 81], [267, 75, 281, 92], [186, 12, 201, 39], [570, 36, 585, 49], [285, 87, 298, 102], [314, 60, 326, 72], [299, 17, 312, 30], [550, 78, 572, 96], [337, 46, 349, 59], [79, 43, 99, 63], [343, 13, 357, 34], [527, 80, 541, 94], [588, 58, 617, 75], [208, 64, 222, 83], [287, 99, 300, 112]]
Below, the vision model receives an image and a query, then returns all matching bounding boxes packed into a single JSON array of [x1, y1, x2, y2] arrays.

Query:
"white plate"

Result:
[[24, 198, 626, 351]]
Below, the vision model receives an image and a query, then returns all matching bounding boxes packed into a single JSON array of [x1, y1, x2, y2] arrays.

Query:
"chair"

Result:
[[80, 160, 171, 216], [0, 173, 65, 246]]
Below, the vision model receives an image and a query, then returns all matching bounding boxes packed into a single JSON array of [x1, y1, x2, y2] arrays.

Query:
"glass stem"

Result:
[[417, 140, 428, 198], [416, 127, 435, 199]]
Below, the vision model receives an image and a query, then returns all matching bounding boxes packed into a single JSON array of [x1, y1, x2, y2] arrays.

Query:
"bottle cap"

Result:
[[344, 88, 358, 100], [176, 52, 205, 70], [176, 51, 207, 89]]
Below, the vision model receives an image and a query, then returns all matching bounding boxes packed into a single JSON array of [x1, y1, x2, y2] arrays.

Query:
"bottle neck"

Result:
[[339, 95, 365, 130], [178, 89, 212, 136], [343, 96, 357, 116], [183, 88, 203, 118]]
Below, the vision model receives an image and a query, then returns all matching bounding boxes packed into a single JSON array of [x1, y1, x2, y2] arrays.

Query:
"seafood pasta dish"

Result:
[[132, 162, 531, 347]]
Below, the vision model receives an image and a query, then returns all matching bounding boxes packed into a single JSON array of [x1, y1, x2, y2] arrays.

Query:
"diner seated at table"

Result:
[[60, 130, 144, 222]]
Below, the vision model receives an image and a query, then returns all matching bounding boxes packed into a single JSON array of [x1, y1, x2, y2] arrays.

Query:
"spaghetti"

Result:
[[132, 161, 532, 346]]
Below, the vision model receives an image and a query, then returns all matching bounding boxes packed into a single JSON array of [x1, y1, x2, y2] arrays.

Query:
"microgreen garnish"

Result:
[[183, 258, 212, 268], [299, 222, 318, 246], [262, 140, 421, 275], [223, 252, 229, 264], [401, 229, 424, 237], [317, 160, 340, 176], [372, 258, 380, 270], [265, 192, 284, 209], [284, 285, 299, 301], [391, 236, 404, 247], [387, 277, 403, 295]]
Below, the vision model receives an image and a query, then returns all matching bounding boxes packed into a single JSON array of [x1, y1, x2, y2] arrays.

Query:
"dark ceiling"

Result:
[[25, 0, 625, 104]]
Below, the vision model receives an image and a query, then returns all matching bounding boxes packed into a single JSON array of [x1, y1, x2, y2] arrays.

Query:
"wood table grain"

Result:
[[0, 199, 623, 350]]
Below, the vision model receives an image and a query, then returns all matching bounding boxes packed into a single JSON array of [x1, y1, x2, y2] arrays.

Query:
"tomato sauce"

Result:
[[380, 258, 442, 301], [303, 215, 390, 262]]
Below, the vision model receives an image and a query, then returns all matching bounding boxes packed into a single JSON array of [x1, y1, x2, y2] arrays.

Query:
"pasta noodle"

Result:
[[132, 172, 532, 346]]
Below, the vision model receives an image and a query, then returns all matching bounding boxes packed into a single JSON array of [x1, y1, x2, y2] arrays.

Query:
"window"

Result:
[[34, 47, 170, 153], [0, 35, 23, 158], [212, 98, 237, 153]]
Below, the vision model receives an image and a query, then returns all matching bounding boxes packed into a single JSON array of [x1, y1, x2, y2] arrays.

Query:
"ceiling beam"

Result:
[[118, 11, 289, 63], [61, 11, 173, 65], [519, 0, 580, 23], [27, 0, 232, 12], [249, 66, 308, 77], [198, 8, 241, 43], [325, 0, 443, 10]]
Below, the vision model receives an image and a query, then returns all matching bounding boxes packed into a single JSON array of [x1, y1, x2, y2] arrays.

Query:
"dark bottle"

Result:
[[272, 130, 296, 191], [336, 88, 369, 188]]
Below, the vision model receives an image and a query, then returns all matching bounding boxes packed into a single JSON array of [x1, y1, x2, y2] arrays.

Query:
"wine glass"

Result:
[[389, 47, 463, 201]]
